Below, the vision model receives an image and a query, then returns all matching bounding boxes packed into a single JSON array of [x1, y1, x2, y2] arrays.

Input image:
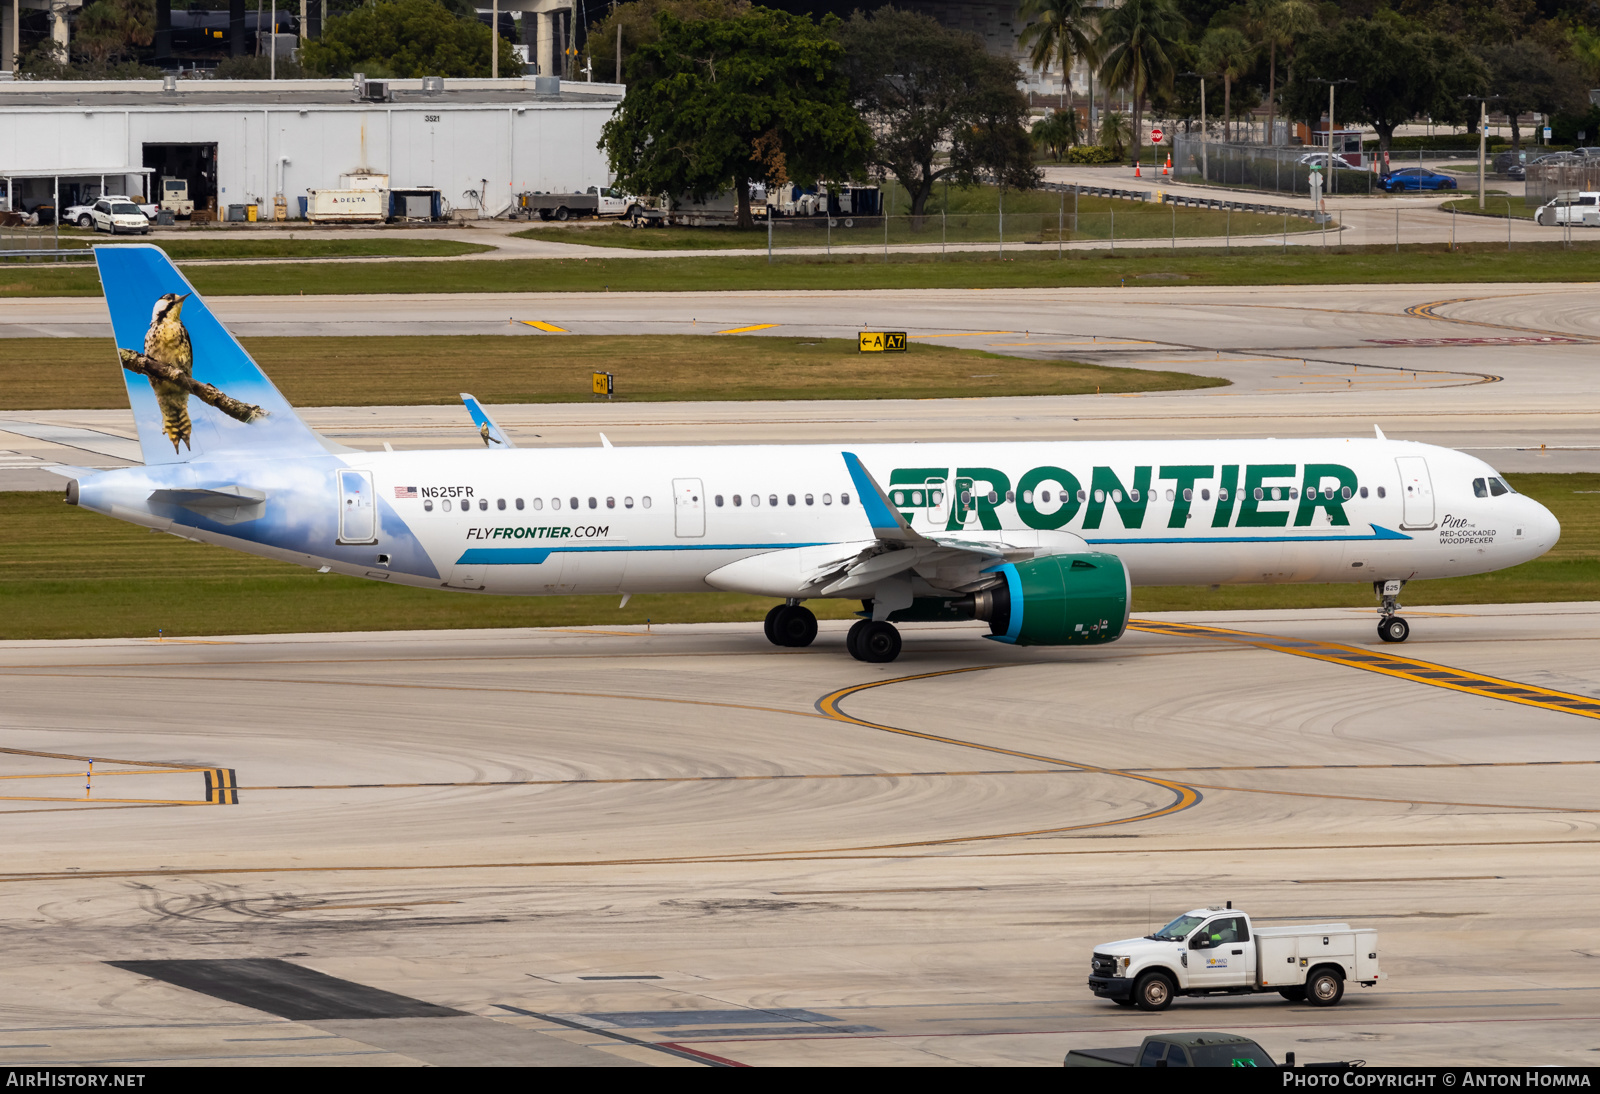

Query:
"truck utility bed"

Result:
[[1064, 1046, 1139, 1067]]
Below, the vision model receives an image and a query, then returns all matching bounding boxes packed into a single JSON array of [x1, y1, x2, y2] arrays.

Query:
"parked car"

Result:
[[1379, 167, 1459, 191], [1297, 152, 1362, 171], [1530, 152, 1583, 166], [66, 194, 158, 228], [87, 198, 151, 235], [1535, 192, 1600, 226]]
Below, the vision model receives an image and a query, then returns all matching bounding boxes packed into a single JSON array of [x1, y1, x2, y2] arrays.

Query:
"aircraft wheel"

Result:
[[850, 621, 901, 663], [771, 605, 817, 648], [763, 604, 783, 646], [1378, 616, 1410, 643], [846, 619, 870, 659]]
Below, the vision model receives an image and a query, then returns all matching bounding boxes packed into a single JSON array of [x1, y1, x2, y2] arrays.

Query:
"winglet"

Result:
[[460, 393, 515, 449], [1374, 424, 1387, 441], [841, 451, 926, 544]]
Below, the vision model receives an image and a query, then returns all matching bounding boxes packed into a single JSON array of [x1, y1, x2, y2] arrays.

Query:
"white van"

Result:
[[1535, 191, 1600, 226]]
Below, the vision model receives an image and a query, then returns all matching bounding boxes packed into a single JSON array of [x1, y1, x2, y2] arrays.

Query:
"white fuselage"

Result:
[[77, 436, 1561, 602]]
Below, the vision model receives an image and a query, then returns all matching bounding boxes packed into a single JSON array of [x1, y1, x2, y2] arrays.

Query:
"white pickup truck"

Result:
[[1087, 905, 1382, 1010]]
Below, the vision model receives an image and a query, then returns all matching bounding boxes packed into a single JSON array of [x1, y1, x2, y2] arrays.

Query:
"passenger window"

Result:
[[497, 498, 506, 510], [984, 490, 996, 504], [805, 494, 814, 506], [642, 496, 652, 508], [1201, 489, 1210, 501], [769, 494, 778, 507], [1128, 489, 1139, 502], [570, 497, 579, 509], [479, 498, 488, 510], [1341, 486, 1352, 500], [1006, 490, 1015, 502], [1093, 489, 1104, 503], [1218, 488, 1228, 501], [606, 497, 616, 508], [1253, 487, 1264, 501], [1289, 488, 1299, 500], [787, 494, 796, 506], [1377, 486, 1386, 498], [841, 492, 851, 505], [1040, 490, 1051, 503], [1139, 1042, 1167, 1067], [442, 499, 452, 512], [714, 495, 724, 507], [1022, 489, 1034, 504], [533, 498, 544, 510], [733, 494, 742, 507], [588, 497, 597, 509], [1359, 487, 1368, 499], [1489, 477, 1509, 496], [751, 494, 761, 507], [424, 499, 434, 512], [930, 490, 941, 504], [822, 493, 832, 505], [1473, 478, 1488, 498], [624, 496, 634, 508], [515, 498, 524, 510], [1182, 488, 1193, 502], [1165, 489, 1175, 502], [552, 497, 561, 510]]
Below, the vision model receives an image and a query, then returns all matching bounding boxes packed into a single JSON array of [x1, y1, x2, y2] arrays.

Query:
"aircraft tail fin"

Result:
[[461, 393, 516, 449], [96, 244, 333, 465]]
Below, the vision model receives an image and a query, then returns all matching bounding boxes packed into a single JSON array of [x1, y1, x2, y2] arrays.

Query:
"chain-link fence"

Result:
[[1169, 134, 1499, 199], [1525, 163, 1600, 207]]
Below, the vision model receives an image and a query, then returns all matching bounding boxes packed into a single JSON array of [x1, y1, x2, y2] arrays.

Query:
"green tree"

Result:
[[602, 9, 869, 229], [1485, 38, 1585, 150], [1282, 15, 1484, 157], [1032, 108, 1082, 161], [1098, 0, 1187, 164], [74, 0, 154, 68], [1098, 110, 1132, 157], [1568, 24, 1600, 86], [301, 0, 518, 78], [837, 8, 1039, 220], [1244, 0, 1319, 143], [1199, 25, 1256, 141], [1016, 0, 1102, 112], [587, 0, 750, 82]]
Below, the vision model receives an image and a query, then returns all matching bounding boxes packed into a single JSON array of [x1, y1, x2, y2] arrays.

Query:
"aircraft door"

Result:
[[337, 469, 377, 543], [673, 477, 705, 537], [1395, 456, 1435, 529]]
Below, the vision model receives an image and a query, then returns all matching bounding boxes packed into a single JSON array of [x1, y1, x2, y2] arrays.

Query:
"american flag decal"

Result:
[[395, 486, 418, 499]]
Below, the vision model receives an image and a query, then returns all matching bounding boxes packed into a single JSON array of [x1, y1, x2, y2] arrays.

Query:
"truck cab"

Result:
[[1088, 905, 1381, 1011]]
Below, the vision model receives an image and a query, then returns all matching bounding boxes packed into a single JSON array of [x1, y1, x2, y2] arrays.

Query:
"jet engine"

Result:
[[953, 553, 1130, 646]]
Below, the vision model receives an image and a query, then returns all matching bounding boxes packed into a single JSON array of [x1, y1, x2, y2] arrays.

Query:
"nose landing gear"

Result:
[[1375, 579, 1409, 643]]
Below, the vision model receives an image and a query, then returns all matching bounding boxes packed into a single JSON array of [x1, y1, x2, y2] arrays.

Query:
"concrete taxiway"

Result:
[[2, 282, 1598, 490], [1, 604, 1598, 1066]]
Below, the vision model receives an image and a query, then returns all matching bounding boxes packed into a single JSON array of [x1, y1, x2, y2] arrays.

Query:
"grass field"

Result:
[[0, 335, 1219, 410], [2, 473, 1594, 641], [23, 237, 494, 259], [5, 240, 1599, 298], [1442, 196, 1536, 220]]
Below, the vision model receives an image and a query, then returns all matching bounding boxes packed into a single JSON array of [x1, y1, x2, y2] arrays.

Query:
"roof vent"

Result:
[[422, 75, 444, 94]]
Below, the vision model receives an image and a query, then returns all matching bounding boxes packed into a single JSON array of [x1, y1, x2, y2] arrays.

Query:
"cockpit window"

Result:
[[1473, 478, 1488, 498], [1489, 477, 1512, 496]]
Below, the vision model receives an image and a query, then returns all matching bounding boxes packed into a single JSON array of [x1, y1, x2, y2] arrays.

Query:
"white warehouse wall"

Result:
[[0, 100, 618, 217]]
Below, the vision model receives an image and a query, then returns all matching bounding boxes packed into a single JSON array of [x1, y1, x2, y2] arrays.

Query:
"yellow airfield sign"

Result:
[[859, 331, 908, 353], [592, 371, 614, 396]]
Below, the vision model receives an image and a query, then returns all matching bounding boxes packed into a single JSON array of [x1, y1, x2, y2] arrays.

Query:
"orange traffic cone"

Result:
[[1164, 153, 1172, 175], [1134, 161, 1142, 178]]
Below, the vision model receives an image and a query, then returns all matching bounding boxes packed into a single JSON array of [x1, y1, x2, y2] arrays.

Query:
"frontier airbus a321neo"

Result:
[[59, 246, 1560, 662]]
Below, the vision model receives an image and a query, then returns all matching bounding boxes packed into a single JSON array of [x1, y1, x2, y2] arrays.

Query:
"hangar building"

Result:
[[0, 77, 622, 220]]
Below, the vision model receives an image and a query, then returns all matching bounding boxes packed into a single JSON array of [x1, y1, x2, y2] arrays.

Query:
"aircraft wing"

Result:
[[460, 393, 515, 449]]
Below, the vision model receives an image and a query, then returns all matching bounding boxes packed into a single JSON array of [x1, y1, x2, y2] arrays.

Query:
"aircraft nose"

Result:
[[1525, 497, 1560, 552]]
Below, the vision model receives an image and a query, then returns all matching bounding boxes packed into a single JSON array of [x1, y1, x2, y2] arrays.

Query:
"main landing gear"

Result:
[[846, 619, 902, 664], [1376, 579, 1410, 643], [764, 601, 818, 648]]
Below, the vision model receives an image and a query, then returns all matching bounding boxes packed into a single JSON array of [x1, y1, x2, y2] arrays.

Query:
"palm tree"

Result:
[[1245, 0, 1318, 145], [1199, 26, 1255, 142], [1098, 0, 1187, 164], [1017, 0, 1101, 115]]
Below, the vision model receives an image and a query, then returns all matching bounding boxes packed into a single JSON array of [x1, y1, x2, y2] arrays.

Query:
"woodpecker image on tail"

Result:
[[116, 290, 268, 454], [142, 293, 195, 452]]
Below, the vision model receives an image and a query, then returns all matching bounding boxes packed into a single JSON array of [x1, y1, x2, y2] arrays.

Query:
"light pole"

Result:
[[1463, 94, 1506, 212], [1180, 71, 1218, 182], [1307, 77, 1355, 194]]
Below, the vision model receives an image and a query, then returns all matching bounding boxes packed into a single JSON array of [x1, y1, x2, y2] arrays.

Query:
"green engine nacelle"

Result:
[[956, 553, 1130, 646]]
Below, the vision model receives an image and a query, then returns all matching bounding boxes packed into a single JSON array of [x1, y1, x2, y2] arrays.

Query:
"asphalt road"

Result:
[[2, 603, 1597, 1066]]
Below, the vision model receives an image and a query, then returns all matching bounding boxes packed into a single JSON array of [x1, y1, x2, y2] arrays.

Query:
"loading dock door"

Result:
[[142, 143, 218, 213]]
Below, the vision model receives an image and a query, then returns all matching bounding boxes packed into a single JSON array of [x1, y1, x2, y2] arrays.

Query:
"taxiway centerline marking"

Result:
[[714, 324, 778, 334], [1128, 619, 1600, 720], [517, 320, 569, 333]]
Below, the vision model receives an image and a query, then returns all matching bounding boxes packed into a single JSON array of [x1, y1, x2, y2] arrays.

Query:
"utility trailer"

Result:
[[1086, 904, 1383, 1011]]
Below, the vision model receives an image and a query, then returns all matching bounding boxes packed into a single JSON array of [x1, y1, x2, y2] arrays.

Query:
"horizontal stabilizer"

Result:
[[148, 485, 267, 525]]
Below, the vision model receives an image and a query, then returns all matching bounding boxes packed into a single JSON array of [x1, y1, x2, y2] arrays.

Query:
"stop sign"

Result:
[[1151, 127, 1165, 143]]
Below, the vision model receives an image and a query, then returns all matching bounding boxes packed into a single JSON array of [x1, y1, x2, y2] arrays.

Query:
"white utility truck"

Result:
[[1086, 904, 1382, 1010]]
